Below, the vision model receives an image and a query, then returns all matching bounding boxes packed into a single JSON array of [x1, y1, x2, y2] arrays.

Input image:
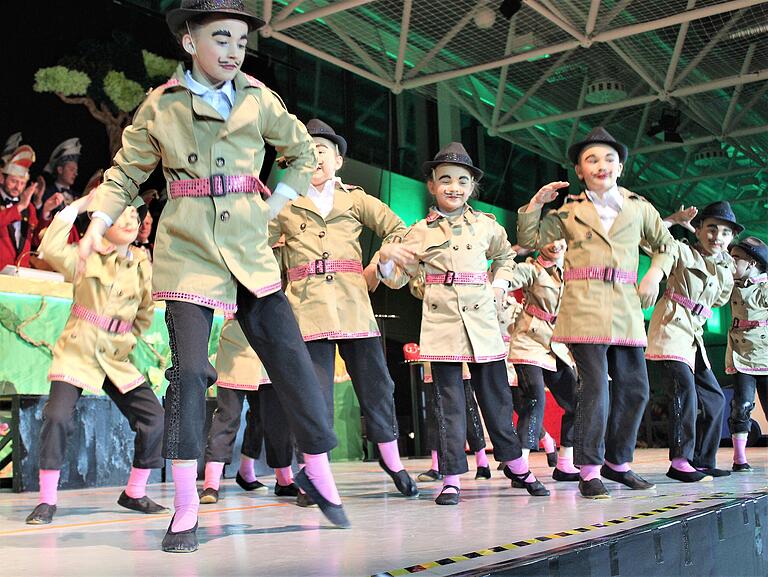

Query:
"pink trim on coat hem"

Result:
[[303, 330, 381, 342], [216, 380, 270, 390], [419, 352, 508, 363], [153, 291, 238, 312], [552, 336, 647, 347], [252, 282, 282, 298], [727, 365, 768, 375], [48, 374, 145, 394], [645, 354, 694, 371], [507, 358, 557, 372]]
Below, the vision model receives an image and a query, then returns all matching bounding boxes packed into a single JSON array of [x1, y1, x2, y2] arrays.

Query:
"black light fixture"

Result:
[[646, 108, 684, 143], [499, 0, 523, 19]]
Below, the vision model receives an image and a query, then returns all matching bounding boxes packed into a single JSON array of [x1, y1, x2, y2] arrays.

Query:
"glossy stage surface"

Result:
[[2, 448, 765, 577]]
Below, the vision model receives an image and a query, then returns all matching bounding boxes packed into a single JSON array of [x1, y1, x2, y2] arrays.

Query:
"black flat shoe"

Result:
[[552, 468, 580, 482], [435, 485, 460, 505], [579, 478, 611, 499], [235, 472, 268, 493], [274, 482, 299, 497], [698, 467, 731, 478], [503, 466, 550, 496], [417, 469, 442, 482], [733, 462, 753, 472], [199, 488, 219, 504], [161, 516, 199, 553], [117, 491, 169, 514], [496, 462, 505, 471], [26, 503, 56, 525], [294, 469, 350, 528], [666, 467, 712, 483], [600, 465, 655, 490], [296, 491, 317, 508], [475, 466, 491, 480], [546, 450, 558, 468], [378, 459, 419, 497]]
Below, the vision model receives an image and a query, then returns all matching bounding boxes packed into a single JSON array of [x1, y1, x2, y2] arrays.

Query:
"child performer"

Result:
[[507, 239, 580, 482], [727, 236, 768, 471], [646, 201, 738, 481], [518, 127, 675, 499], [271, 119, 418, 497], [378, 143, 549, 505], [80, 2, 349, 552], [26, 193, 166, 524], [200, 319, 297, 504]]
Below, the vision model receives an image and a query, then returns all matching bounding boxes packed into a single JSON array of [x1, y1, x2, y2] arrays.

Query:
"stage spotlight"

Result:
[[500, 0, 523, 19], [646, 108, 683, 143]]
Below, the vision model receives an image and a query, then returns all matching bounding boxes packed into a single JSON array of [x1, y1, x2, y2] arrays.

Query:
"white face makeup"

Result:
[[575, 144, 623, 194], [185, 17, 249, 87], [311, 137, 343, 188], [695, 218, 734, 256], [427, 164, 474, 214]]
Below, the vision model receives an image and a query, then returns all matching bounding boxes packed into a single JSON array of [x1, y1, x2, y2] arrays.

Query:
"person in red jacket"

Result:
[[0, 145, 42, 270]]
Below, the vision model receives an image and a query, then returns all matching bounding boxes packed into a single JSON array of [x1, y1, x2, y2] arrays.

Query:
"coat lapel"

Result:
[[290, 194, 324, 220], [573, 197, 610, 244], [325, 183, 354, 221]]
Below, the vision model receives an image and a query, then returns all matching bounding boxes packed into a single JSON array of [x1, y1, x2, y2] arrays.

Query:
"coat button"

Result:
[[322, 251, 329, 259], [99, 347, 105, 354], [216, 157, 225, 167], [474, 304, 479, 309], [326, 275, 333, 282], [220, 211, 230, 222], [113, 349, 119, 356], [70, 333, 77, 339], [466, 244, 472, 249], [118, 290, 123, 296], [187, 153, 198, 164], [319, 231, 326, 238], [462, 306, 468, 311], [431, 304, 437, 310], [586, 231, 593, 239], [453, 245, 459, 250], [300, 223, 306, 230]]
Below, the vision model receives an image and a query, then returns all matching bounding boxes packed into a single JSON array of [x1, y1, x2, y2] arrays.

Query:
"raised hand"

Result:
[[664, 205, 698, 232], [531, 181, 570, 208]]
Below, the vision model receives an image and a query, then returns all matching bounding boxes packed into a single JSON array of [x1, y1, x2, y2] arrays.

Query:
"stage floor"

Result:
[[1, 448, 766, 577]]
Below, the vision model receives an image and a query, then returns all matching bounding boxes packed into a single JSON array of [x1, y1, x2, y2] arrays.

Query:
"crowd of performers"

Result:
[[2, 0, 765, 555]]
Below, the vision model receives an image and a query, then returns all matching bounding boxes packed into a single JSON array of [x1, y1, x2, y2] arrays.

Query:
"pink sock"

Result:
[[442, 475, 461, 494], [39, 469, 60, 506], [378, 440, 404, 472], [475, 450, 489, 469], [733, 435, 748, 464], [303, 452, 341, 505], [171, 463, 199, 533], [239, 456, 256, 483], [203, 461, 225, 491], [580, 464, 601, 481], [605, 460, 630, 473], [298, 461, 306, 495], [431, 450, 439, 471], [556, 447, 579, 474], [671, 457, 696, 472], [275, 466, 293, 486], [505, 456, 536, 483], [125, 467, 151, 499], [541, 432, 556, 454]]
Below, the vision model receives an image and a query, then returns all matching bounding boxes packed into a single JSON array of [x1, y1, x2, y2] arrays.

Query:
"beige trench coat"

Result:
[[507, 257, 574, 371], [646, 242, 733, 370], [381, 206, 517, 363], [272, 182, 406, 340], [215, 320, 270, 390], [89, 64, 316, 313], [517, 188, 674, 346], [726, 274, 768, 375], [40, 212, 153, 394]]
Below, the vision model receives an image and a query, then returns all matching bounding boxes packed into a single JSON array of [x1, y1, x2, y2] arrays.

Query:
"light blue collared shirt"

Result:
[[184, 70, 235, 120]]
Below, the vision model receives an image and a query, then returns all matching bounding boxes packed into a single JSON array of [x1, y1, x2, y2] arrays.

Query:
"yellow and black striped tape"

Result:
[[372, 492, 742, 577]]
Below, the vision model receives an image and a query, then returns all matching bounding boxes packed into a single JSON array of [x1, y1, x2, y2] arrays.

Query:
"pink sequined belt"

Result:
[[71, 304, 132, 334], [564, 266, 637, 284], [664, 289, 713, 319], [732, 318, 768, 330], [168, 175, 271, 199], [525, 304, 557, 323], [287, 259, 363, 282], [424, 272, 488, 285]]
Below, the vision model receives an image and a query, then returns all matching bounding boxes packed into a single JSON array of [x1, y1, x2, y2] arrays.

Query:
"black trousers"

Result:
[[729, 372, 768, 434], [39, 379, 164, 470], [515, 358, 576, 450], [305, 337, 398, 444], [162, 287, 336, 460], [424, 379, 486, 454], [205, 385, 294, 468], [571, 345, 649, 466], [661, 348, 725, 468], [431, 360, 522, 475]]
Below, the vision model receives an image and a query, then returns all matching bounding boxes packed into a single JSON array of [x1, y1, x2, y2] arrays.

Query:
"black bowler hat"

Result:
[[732, 236, 768, 269], [422, 142, 484, 180], [692, 201, 744, 234], [568, 126, 628, 164], [166, 0, 265, 34], [306, 119, 347, 157]]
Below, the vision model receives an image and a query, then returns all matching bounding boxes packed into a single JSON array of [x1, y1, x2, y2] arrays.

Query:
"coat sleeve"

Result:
[[89, 97, 163, 223], [260, 89, 317, 197], [507, 262, 537, 291], [352, 189, 407, 243], [379, 223, 422, 290], [639, 201, 675, 276], [132, 258, 155, 338], [408, 263, 427, 300], [713, 256, 735, 309], [38, 210, 79, 282], [516, 205, 564, 250], [487, 219, 518, 283]]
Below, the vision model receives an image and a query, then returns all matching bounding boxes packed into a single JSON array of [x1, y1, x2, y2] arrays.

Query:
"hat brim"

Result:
[[568, 139, 628, 165], [166, 8, 265, 34], [734, 243, 768, 268], [691, 214, 745, 235], [422, 160, 484, 181], [310, 133, 347, 157]]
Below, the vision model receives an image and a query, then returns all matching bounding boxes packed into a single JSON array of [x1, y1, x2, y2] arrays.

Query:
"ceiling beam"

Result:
[[491, 16, 518, 130], [633, 166, 758, 191], [586, 0, 601, 36], [722, 43, 757, 132], [524, 0, 587, 44], [633, 124, 768, 155], [664, 0, 696, 91], [325, 19, 390, 80], [565, 74, 590, 156], [594, 0, 633, 34], [271, 0, 306, 24], [263, 0, 274, 24], [607, 41, 664, 94], [269, 0, 378, 32], [726, 81, 768, 130], [393, 0, 413, 86]]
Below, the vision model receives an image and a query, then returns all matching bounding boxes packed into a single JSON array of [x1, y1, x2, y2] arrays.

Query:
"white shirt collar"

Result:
[[585, 185, 622, 209], [309, 177, 339, 196], [184, 70, 235, 105]]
